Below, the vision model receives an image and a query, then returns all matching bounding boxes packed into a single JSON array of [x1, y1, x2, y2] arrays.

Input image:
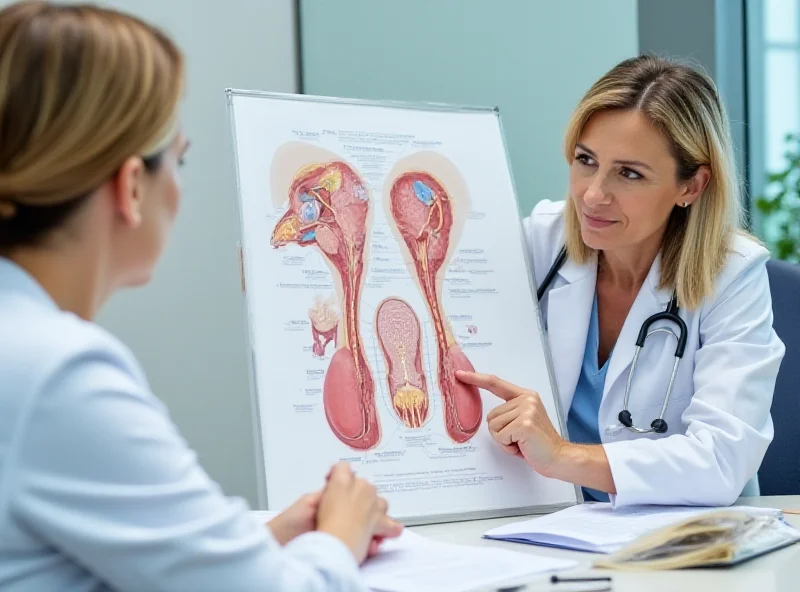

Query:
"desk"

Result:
[[408, 496, 800, 591]]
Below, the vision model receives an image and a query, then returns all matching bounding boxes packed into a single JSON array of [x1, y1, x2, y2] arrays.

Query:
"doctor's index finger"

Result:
[[455, 370, 521, 401]]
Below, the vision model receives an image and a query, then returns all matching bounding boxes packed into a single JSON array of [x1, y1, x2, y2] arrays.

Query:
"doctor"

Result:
[[457, 55, 785, 507]]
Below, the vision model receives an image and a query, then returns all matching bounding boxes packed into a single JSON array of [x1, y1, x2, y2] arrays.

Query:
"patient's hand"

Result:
[[266, 491, 321, 545]]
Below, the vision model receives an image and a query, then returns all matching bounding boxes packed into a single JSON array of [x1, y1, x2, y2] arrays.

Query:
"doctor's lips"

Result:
[[583, 212, 617, 229]]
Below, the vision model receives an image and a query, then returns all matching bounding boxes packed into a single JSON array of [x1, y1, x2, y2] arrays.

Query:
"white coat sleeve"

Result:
[[7, 347, 367, 592], [603, 252, 785, 507]]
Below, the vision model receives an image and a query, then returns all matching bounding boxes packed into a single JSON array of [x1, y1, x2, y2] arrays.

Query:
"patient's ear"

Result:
[[112, 156, 146, 227]]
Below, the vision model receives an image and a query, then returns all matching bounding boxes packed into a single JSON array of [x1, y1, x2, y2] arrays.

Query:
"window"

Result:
[[747, 0, 800, 259]]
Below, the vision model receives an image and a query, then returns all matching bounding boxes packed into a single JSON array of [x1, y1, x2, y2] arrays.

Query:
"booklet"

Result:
[[482, 502, 798, 559], [594, 508, 800, 570]]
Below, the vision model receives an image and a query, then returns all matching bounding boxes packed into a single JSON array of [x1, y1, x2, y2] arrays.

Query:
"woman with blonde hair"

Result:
[[458, 55, 784, 506], [0, 2, 399, 590]]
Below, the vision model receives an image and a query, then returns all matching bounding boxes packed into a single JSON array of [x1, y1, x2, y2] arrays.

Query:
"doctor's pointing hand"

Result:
[[457, 55, 785, 508], [455, 371, 563, 466], [456, 370, 616, 495]]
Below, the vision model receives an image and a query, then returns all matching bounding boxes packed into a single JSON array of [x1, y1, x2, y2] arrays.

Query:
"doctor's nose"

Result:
[[582, 178, 612, 207]]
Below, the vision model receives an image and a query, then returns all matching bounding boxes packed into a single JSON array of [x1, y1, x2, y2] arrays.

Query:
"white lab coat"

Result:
[[523, 200, 785, 507]]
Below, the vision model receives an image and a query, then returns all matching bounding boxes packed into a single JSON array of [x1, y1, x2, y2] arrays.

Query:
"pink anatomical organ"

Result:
[[271, 160, 380, 450], [308, 294, 339, 357], [375, 297, 430, 428], [387, 171, 482, 443]]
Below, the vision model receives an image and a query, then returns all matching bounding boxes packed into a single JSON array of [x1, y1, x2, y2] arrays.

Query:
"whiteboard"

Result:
[[226, 89, 580, 524]]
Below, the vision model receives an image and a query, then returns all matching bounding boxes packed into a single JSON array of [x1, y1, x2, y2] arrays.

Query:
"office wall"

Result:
[[10, 0, 300, 507], [299, 0, 639, 215], [638, 0, 717, 78]]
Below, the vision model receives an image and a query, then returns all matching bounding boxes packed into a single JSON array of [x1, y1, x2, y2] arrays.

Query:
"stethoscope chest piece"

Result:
[[617, 297, 688, 435]]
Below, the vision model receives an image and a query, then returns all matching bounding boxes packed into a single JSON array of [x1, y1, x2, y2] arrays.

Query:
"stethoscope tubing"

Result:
[[537, 246, 687, 435]]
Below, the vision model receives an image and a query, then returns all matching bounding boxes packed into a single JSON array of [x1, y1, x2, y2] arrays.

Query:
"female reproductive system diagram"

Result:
[[269, 142, 483, 451]]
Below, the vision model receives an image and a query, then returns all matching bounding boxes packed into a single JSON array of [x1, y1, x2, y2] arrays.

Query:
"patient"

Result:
[[0, 2, 399, 591]]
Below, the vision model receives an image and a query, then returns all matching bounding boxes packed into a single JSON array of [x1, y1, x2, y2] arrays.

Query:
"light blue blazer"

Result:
[[0, 258, 366, 592]]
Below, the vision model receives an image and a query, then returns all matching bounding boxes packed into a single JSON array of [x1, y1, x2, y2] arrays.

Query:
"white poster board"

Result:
[[226, 90, 580, 524]]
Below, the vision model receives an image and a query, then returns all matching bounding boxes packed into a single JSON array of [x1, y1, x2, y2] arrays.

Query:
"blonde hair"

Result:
[[0, 1, 183, 243], [563, 55, 744, 310]]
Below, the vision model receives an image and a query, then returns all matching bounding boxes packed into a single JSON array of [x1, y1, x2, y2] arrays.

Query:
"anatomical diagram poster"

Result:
[[227, 90, 579, 522]]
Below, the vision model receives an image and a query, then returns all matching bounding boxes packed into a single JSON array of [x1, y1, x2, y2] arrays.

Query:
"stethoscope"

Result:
[[537, 246, 688, 435]]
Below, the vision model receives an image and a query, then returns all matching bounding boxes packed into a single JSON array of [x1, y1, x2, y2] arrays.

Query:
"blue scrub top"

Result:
[[566, 294, 611, 502]]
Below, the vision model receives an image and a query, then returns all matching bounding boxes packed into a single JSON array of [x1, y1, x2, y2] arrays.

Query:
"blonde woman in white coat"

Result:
[[457, 55, 785, 508]]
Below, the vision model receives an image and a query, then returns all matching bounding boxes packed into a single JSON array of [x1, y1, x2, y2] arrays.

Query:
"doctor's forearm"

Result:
[[546, 442, 617, 494]]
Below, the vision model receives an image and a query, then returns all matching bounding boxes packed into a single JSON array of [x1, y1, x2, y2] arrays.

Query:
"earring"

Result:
[[683, 202, 689, 207]]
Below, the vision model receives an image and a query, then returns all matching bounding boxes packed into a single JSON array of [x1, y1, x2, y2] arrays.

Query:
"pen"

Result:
[[551, 575, 613, 584]]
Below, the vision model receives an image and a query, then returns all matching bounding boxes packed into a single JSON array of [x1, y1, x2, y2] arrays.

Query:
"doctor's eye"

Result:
[[574, 152, 596, 167], [620, 167, 644, 181]]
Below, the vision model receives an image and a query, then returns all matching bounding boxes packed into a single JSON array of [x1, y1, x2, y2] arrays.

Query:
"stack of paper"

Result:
[[483, 502, 785, 554]]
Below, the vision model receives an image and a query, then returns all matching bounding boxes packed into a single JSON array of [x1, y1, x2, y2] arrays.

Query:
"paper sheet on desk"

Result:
[[251, 511, 576, 590], [483, 502, 783, 554], [362, 530, 576, 592]]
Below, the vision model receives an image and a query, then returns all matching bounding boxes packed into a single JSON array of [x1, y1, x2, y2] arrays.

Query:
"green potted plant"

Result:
[[754, 133, 800, 262]]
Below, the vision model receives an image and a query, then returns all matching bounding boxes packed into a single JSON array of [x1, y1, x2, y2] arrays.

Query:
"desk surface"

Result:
[[408, 496, 800, 591]]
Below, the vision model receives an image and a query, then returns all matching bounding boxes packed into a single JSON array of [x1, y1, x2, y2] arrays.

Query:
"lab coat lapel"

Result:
[[546, 253, 596, 414], [603, 253, 673, 399]]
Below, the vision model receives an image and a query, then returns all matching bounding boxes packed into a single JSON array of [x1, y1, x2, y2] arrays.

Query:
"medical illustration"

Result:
[[375, 297, 431, 429], [271, 154, 381, 451], [384, 154, 483, 443], [308, 293, 339, 357]]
